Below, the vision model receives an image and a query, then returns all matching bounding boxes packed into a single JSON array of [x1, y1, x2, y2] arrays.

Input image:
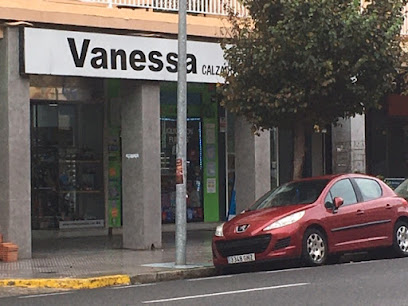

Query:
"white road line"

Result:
[[258, 267, 313, 274], [110, 283, 156, 290], [187, 275, 234, 282], [142, 282, 310, 303], [344, 260, 375, 266], [19, 292, 72, 299]]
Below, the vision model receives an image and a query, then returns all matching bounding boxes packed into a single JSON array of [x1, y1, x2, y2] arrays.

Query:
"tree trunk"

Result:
[[293, 121, 306, 180]]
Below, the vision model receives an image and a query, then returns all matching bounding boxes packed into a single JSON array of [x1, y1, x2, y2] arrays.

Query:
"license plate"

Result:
[[227, 253, 255, 264]]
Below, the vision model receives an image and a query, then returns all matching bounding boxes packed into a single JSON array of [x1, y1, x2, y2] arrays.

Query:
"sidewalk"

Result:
[[0, 224, 219, 289]]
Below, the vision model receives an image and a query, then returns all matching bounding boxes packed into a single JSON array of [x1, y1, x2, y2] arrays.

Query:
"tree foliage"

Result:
[[221, 0, 406, 131]]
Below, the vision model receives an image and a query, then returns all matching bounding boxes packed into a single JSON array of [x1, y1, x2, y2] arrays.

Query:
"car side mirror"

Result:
[[333, 197, 344, 209]]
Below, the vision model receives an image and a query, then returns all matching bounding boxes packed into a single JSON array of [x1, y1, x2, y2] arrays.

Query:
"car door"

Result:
[[352, 178, 395, 246], [323, 178, 369, 253]]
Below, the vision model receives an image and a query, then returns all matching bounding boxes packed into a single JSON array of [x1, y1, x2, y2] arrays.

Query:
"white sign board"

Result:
[[23, 28, 227, 84]]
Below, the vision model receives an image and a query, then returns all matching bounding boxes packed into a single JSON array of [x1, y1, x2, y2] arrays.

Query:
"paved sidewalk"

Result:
[[0, 226, 218, 289]]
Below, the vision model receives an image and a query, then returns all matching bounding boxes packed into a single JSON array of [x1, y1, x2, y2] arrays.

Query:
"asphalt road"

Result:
[[3, 255, 408, 306]]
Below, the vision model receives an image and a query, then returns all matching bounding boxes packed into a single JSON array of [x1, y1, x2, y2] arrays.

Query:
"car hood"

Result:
[[223, 204, 311, 238]]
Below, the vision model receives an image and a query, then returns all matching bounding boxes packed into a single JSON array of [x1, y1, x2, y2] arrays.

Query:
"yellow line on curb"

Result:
[[0, 275, 131, 289]]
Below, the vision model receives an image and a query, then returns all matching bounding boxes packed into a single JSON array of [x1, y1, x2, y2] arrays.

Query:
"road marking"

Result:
[[142, 282, 310, 303], [110, 283, 156, 290], [187, 275, 234, 282], [258, 267, 312, 274], [19, 292, 72, 299], [344, 260, 375, 266]]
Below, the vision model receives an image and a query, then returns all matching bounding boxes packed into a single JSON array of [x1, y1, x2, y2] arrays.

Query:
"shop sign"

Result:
[[23, 28, 228, 84]]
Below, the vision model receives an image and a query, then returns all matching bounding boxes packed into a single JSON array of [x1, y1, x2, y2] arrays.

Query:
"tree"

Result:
[[221, 0, 406, 179]]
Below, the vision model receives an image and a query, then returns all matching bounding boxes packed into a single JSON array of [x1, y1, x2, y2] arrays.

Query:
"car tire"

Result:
[[393, 221, 408, 257], [302, 228, 328, 266]]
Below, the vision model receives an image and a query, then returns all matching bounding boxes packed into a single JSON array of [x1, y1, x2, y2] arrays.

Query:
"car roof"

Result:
[[292, 173, 379, 183]]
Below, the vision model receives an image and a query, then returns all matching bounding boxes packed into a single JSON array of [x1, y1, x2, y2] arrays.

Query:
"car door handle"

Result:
[[356, 210, 364, 215], [385, 204, 392, 209]]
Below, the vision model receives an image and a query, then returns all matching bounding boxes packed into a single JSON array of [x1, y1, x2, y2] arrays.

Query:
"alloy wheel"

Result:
[[306, 233, 325, 264], [396, 224, 408, 253]]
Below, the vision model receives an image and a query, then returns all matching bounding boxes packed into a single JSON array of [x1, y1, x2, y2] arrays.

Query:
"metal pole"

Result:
[[175, 0, 187, 266]]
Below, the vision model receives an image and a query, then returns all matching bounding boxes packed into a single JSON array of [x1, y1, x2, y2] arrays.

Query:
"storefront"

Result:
[[1, 24, 276, 258], [160, 83, 219, 222], [22, 27, 226, 231]]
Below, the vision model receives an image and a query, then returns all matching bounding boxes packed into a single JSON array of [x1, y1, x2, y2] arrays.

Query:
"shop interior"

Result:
[[160, 118, 204, 222], [30, 101, 104, 229]]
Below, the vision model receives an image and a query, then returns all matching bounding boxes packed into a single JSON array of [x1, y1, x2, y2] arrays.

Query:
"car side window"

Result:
[[324, 192, 333, 206], [354, 178, 382, 202], [329, 179, 357, 206]]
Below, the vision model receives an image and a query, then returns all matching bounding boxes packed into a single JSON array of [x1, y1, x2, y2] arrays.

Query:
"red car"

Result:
[[212, 174, 408, 268]]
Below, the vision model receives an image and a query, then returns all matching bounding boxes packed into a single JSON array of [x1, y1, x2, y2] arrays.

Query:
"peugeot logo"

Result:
[[236, 224, 250, 233]]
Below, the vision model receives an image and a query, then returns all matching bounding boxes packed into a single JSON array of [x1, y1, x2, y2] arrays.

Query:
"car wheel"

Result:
[[393, 221, 408, 257], [302, 228, 328, 266]]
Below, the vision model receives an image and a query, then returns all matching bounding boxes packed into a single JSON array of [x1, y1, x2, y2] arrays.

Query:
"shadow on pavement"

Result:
[[218, 247, 399, 276]]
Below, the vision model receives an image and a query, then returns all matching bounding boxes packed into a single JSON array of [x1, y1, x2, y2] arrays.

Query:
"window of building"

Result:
[[160, 118, 204, 222], [31, 101, 104, 230]]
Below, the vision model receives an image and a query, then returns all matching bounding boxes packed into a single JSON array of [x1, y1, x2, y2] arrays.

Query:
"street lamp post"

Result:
[[175, 0, 187, 266]]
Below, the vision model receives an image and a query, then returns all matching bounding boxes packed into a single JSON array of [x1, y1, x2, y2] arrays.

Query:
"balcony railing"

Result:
[[79, 1, 408, 36], [80, 0, 248, 17]]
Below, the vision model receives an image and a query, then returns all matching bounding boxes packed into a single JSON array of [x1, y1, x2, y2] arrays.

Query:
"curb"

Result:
[[0, 267, 217, 289], [131, 266, 217, 284], [0, 274, 130, 289]]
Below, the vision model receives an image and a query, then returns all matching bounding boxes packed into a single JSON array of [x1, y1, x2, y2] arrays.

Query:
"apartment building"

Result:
[[0, 0, 270, 259]]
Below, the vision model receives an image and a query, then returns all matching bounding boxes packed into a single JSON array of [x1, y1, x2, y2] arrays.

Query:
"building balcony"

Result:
[[80, 0, 408, 37], [79, 0, 248, 17]]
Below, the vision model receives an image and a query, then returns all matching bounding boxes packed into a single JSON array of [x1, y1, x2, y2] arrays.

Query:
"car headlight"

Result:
[[215, 223, 225, 237], [263, 211, 305, 231]]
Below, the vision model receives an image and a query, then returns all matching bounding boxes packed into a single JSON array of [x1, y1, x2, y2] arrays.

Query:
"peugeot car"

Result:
[[212, 174, 408, 268]]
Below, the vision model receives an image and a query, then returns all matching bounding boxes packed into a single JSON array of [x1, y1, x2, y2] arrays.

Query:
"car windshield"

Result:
[[395, 179, 408, 199], [249, 179, 330, 210]]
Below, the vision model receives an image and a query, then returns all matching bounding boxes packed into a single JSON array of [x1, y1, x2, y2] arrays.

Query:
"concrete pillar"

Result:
[[121, 81, 161, 250], [235, 117, 271, 213], [332, 115, 366, 174], [311, 133, 323, 176], [0, 27, 31, 258]]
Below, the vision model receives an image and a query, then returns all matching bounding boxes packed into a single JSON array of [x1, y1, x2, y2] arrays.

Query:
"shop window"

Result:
[[31, 102, 104, 230], [160, 118, 203, 223]]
